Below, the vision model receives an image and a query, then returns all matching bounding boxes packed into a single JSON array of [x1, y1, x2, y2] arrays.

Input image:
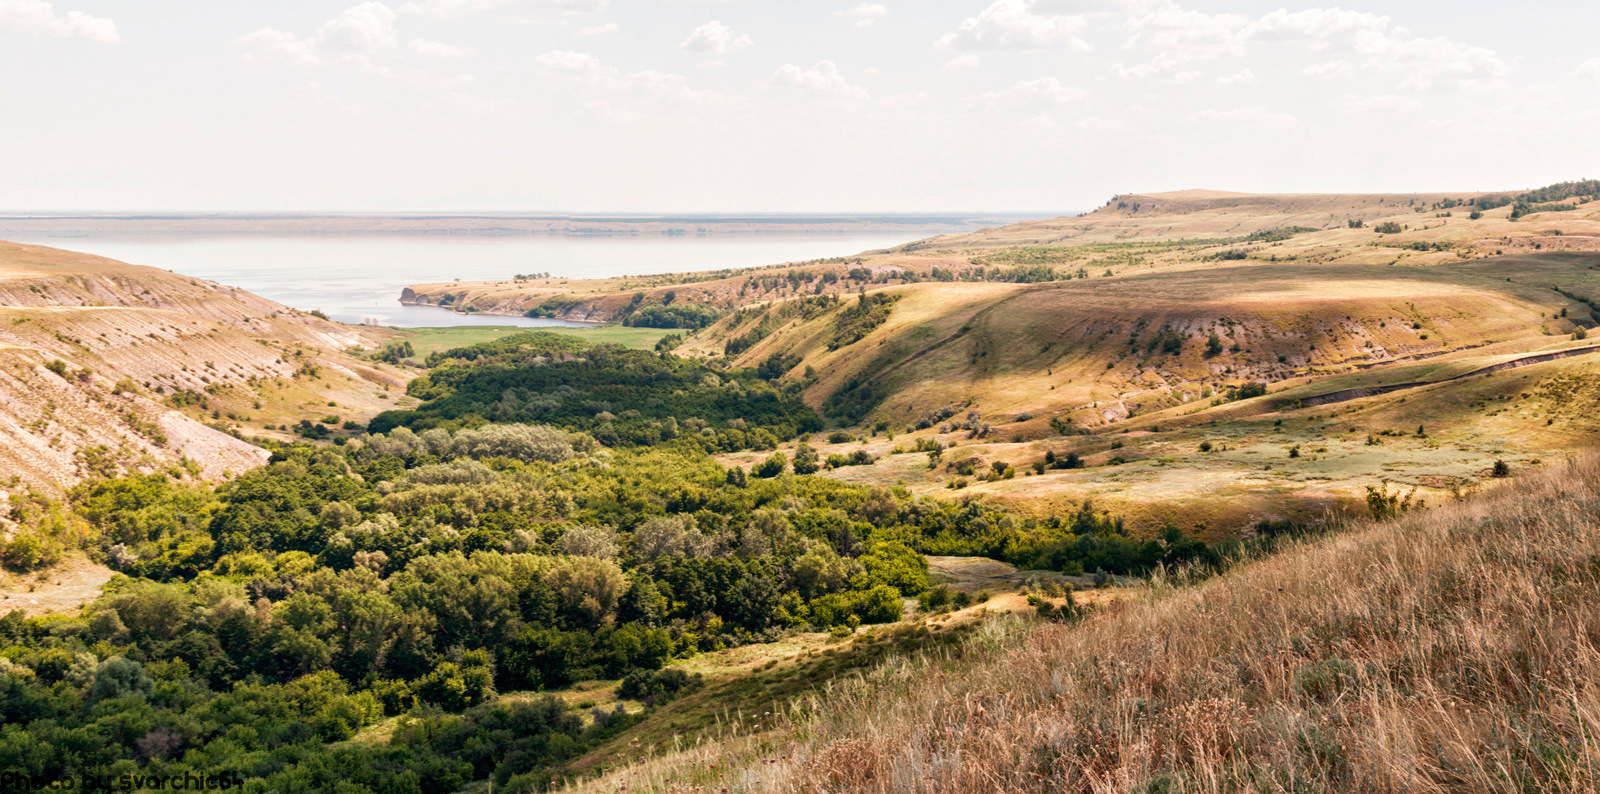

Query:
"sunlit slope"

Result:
[[693, 257, 1595, 429], [710, 345, 1600, 538], [591, 455, 1600, 793], [686, 249, 1599, 536], [0, 240, 410, 493]]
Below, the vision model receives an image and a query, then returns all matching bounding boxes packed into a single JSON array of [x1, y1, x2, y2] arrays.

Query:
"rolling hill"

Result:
[[406, 185, 1600, 535], [0, 240, 411, 495]]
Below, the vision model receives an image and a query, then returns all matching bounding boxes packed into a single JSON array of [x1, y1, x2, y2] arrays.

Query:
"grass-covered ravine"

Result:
[[0, 332, 1225, 793]]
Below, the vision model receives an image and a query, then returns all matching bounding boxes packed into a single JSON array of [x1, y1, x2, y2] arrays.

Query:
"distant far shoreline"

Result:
[[0, 211, 1056, 238]]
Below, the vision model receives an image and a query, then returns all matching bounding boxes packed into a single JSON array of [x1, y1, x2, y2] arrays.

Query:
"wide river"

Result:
[[11, 232, 925, 327]]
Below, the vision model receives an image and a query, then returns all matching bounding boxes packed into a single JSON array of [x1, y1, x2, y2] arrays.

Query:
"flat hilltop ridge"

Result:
[[405, 185, 1600, 324]]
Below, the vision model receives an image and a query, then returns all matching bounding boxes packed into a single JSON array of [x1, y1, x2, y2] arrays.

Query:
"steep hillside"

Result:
[[0, 240, 411, 495], [585, 454, 1600, 793]]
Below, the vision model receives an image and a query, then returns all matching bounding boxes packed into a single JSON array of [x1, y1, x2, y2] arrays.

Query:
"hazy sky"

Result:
[[2, 0, 1596, 212]]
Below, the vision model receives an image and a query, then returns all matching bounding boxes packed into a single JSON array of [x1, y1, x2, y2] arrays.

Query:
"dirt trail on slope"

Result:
[[1299, 344, 1600, 407]]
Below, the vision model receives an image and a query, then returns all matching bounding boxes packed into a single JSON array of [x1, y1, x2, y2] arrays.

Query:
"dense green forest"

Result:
[[0, 332, 1222, 792], [378, 331, 821, 448]]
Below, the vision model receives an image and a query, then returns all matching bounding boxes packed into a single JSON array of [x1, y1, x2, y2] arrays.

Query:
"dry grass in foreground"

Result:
[[599, 454, 1600, 793]]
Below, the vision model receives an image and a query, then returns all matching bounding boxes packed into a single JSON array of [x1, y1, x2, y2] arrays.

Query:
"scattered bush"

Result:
[[618, 668, 703, 705]]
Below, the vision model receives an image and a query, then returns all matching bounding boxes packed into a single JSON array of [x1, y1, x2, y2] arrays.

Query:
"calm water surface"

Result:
[[13, 233, 920, 327]]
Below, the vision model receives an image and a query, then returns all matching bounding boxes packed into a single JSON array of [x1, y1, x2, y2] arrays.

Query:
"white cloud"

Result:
[[400, 0, 507, 16], [409, 38, 475, 57], [535, 50, 727, 106], [237, 2, 400, 65], [1111, 53, 1200, 83], [1115, 5, 1508, 91], [579, 22, 617, 35], [1216, 67, 1256, 85], [1578, 57, 1600, 80], [942, 54, 981, 73], [316, 2, 401, 55], [837, 3, 888, 28], [0, 0, 118, 43], [1123, 9, 1248, 61], [937, 0, 1090, 51], [679, 20, 752, 68], [399, 0, 607, 17], [771, 60, 869, 100], [1257, 8, 1509, 90], [236, 27, 322, 65], [1367, 35, 1508, 91], [1244, 8, 1390, 47], [967, 76, 1086, 109], [1033, 0, 1172, 13]]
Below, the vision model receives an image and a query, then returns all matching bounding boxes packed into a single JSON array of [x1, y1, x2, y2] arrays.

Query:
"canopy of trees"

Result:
[[0, 326, 1225, 792], [373, 332, 822, 448]]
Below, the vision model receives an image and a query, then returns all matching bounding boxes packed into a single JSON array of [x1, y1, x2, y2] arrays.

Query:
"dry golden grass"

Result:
[[591, 454, 1600, 793]]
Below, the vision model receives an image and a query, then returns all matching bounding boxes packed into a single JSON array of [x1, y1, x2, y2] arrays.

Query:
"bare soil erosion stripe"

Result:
[[1297, 343, 1600, 407]]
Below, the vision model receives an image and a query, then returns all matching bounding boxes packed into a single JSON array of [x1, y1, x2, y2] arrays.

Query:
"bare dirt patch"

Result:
[[0, 555, 112, 617]]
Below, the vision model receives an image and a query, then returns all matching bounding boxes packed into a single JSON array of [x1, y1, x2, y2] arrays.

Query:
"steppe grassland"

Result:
[[579, 454, 1600, 793]]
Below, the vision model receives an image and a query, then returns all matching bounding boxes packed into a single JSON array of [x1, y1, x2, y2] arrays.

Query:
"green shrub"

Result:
[[827, 293, 899, 350], [1295, 658, 1359, 703], [792, 442, 820, 475], [753, 451, 788, 478], [1234, 382, 1268, 400], [623, 304, 723, 329], [618, 667, 703, 705]]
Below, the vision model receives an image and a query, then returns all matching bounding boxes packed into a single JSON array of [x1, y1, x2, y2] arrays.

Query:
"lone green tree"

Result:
[[792, 442, 819, 475]]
